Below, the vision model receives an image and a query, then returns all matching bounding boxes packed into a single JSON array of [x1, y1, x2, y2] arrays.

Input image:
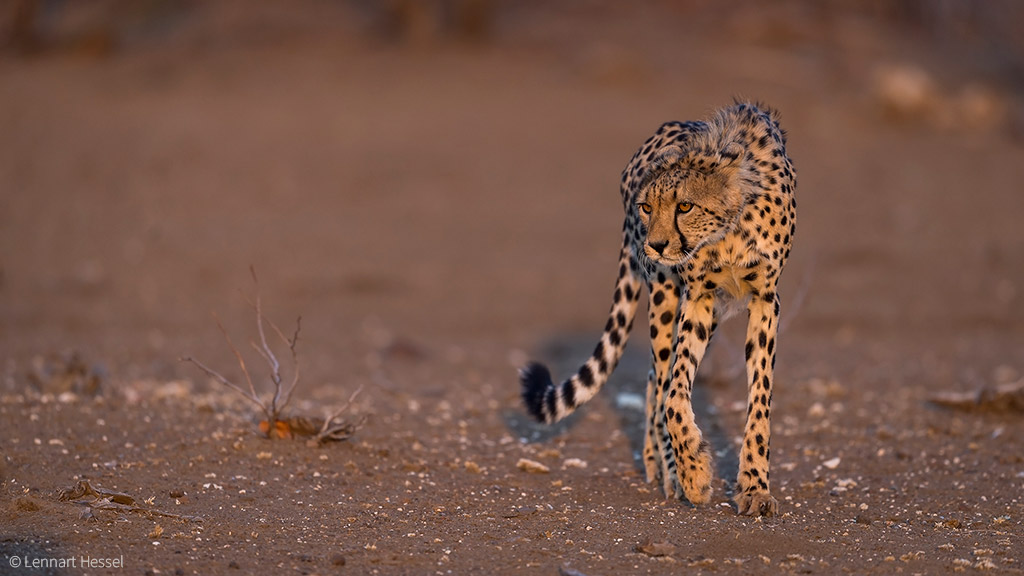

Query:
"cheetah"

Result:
[[520, 102, 796, 516]]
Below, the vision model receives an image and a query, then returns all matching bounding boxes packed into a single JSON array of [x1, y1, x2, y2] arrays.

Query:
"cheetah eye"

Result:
[[637, 203, 652, 215], [677, 202, 694, 214]]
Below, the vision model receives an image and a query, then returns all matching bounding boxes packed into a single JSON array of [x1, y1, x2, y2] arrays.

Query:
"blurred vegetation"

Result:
[[2, 0, 1021, 136], [3, 0, 1022, 75]]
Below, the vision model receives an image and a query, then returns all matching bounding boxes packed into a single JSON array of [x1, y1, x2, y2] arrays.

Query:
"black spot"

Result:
[[609, 330, 622, 346], [653, 291, 665, 306], [767, 338, 775, 355], [624, 284, 635, 301], [745, 340, 754, 361], [658, 348, 671, 361], [695, 323, 708, 341], [579, 364, 595, 388], [616, 311, 627, 328], [593, 340, 605, 361], [650, 325, 658, 339], [704, 280, 716, 291], [681, 320, 693, 332], [743, 271, 758, 282], [563, 379, 576, 408], [660, 311, 673, 325], [758, 330, 767, 348], [545, 386, 558, 417]]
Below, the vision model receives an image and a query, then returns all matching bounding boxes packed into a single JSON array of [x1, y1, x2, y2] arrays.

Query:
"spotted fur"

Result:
[[521, 101, 796, 517]]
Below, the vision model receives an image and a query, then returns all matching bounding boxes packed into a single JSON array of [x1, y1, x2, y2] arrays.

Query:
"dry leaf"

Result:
[[637, 538, 676, 557], [929, 382, 1024, 413]]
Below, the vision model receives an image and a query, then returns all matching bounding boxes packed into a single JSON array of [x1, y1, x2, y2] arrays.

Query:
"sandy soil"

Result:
[[2, 2, 1023, 574]]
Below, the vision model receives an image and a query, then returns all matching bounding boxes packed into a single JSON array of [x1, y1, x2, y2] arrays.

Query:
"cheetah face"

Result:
[[635, 167, 743, 266]]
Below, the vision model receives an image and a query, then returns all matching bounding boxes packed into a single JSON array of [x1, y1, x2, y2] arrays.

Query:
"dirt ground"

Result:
[[2, 2, 1024, 574]]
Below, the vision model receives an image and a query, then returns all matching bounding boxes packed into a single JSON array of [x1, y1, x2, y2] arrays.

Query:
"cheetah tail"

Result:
[[520, 234, 642, 424]]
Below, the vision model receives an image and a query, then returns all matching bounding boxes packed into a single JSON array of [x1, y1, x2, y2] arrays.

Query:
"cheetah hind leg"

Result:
[[651, 381, 685, 500], [643, 368, 664, 485]]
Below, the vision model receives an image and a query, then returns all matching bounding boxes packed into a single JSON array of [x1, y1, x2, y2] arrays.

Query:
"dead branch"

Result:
[[58, 480, 202, 523], [180, 353, 268, 418], [214, 311, 264, 415], [181, 269, 363, 445], [241, 266, 302, 419], [314, 385, 366, 445], [181, 270, 301, 431]]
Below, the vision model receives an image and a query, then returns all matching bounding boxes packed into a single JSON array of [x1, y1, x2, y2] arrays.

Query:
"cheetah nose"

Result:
[[649, 240, 669, 255]]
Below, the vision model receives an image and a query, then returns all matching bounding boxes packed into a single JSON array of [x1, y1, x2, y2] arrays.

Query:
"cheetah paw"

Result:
[[734, 490, 778, 517], [677, 446, 713, 506]]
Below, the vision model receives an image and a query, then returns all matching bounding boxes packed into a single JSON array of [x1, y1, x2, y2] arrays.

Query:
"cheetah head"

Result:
[[635, 144, 747, 267]]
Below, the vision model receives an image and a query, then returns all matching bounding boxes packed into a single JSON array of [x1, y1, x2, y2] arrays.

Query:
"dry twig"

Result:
[[181, 268, 362, 443], [58, 480, 202, 523]]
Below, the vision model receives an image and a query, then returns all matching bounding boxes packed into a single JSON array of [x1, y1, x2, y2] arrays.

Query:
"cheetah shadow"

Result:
[[504, 334, 740, 497]]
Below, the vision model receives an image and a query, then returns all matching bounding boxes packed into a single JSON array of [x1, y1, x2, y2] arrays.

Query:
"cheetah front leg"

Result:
[[644, 272, 682, 495], [662, 291, 716, 505], [735, 291, 780, 517]]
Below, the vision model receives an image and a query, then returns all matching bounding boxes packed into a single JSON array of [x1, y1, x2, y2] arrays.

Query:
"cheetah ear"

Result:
[[653, 145, 684, 168], [718, 141, 745, 167], [640, 145, 685, 186]]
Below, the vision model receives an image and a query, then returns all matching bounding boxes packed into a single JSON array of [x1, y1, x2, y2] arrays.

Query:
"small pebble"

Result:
[[562, 458, 588, 469], [517, 458, 550, 474]]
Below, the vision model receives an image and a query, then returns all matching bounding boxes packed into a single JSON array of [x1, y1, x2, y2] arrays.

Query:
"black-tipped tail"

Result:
[[520, 362, 555, 423]]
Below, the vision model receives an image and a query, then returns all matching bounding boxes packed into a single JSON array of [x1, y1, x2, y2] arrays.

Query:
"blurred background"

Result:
[[2, 0, 1023, 393]]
